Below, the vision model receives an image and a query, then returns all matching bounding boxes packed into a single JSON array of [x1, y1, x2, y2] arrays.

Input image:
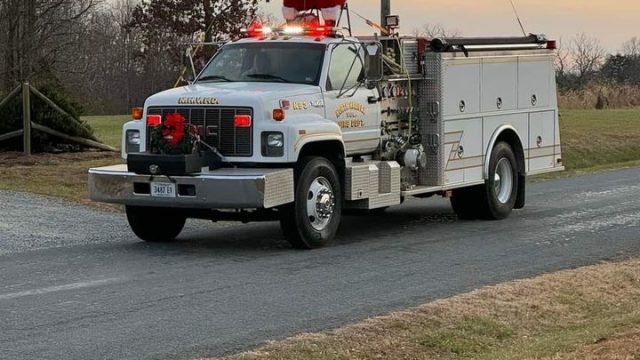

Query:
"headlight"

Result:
[[262, 132, 284, 157], [126, 130, 141, 154], [127, 130, 141, 145], [267, 133, 284, 148]]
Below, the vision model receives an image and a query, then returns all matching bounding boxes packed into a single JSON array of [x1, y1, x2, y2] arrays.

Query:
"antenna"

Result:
[[509, 0, 527, 36]]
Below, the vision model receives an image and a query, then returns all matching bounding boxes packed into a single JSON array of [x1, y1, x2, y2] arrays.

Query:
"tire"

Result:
[[450, 185, 483, 220], [450, 142, 518, 220], [125, 206, 186, 242], [280, 157, 342, 249]]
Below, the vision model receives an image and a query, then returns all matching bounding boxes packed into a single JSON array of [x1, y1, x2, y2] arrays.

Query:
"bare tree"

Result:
[[413, 23, 461, 39], [570, 33, 605, 82], [66, 0, 144, 113], [0, 0, 99, 91], [553, 37, 570, 75], [622, 37, 640, 57]]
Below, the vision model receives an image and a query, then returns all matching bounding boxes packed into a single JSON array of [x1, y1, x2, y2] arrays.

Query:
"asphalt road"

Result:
[[1, 167, 640, 360]]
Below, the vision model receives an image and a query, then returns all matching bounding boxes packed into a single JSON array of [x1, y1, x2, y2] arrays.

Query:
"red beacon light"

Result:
[[243, 19, 334, 39], [281, 20, 333, 38], [244, 22, 272, 38], [307, 24, 332, 38], [546, 40, 557, 50]]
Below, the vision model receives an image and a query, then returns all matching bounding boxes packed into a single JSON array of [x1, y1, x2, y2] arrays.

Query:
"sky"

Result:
[[260, 0, 640, 52]]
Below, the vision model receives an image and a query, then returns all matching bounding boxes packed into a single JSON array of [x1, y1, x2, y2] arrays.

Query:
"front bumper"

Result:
[[88, 165, 294, 209]]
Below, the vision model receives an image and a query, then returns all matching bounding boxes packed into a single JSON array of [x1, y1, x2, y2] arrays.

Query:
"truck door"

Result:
[[324, 42, 381, 155]]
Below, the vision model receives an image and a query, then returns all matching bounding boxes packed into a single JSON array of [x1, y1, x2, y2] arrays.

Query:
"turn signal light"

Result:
[[132, 107, 143, 120], [273, 109, 285, 122], [147, 115, 162, 126], [234, 115, 252, 128]]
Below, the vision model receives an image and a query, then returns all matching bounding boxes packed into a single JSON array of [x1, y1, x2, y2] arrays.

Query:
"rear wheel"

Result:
[[451, 141, 518, 220], [450, 185, 482, 220], [126, 206, 186, 242], [280, 157, 342, 249]]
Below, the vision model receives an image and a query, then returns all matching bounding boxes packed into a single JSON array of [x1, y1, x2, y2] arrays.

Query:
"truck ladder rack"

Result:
[[430, 34, 549, 53]]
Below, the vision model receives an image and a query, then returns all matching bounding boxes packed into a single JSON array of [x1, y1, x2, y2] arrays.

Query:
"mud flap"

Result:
[[515, 173, 526, 209]]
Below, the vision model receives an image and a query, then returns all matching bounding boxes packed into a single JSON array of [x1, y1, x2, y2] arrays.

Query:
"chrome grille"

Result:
[[147, 106, 253, 157]]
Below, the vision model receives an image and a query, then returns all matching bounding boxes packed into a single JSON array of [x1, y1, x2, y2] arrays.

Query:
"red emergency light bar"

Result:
[[242, 21, 334, 38]]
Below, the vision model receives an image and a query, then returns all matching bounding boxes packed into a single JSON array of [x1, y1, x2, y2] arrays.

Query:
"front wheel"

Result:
[[126, 206, 186, 242], [280, 157, 342, 249]]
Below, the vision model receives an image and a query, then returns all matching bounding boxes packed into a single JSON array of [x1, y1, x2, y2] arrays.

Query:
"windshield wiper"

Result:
[[245, 73, 291, 83], [198, 75, 232, 82]]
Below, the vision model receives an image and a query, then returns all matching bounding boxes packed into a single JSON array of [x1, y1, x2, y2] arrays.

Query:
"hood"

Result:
[[145, 82, 322, 108]]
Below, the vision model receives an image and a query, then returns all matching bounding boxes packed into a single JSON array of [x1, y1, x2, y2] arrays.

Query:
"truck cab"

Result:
[[123, 34, 382, 164]]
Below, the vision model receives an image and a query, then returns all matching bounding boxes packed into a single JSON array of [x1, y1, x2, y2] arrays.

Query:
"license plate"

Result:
[[151, 182, 176, 198]]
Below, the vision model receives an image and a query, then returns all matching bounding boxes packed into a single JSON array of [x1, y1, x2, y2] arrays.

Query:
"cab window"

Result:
[[327, 43, 364, 91]]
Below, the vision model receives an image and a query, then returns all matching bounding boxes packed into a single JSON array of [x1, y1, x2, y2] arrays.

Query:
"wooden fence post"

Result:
[[22, 82, 31, 155]]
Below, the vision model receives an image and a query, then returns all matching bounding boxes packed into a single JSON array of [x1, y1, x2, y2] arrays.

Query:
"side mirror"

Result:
[[182, 71, 195, 84], [365, 42, 383, 83]]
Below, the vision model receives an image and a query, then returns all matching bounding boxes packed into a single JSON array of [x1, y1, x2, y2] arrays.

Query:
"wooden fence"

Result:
[[0, 82, 117, 155]]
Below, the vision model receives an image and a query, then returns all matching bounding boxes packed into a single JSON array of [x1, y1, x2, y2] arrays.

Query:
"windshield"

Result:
[[197, 42, 325, 85]]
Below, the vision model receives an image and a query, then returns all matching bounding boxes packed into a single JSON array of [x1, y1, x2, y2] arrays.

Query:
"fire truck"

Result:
[[89, 0, 564, 249]]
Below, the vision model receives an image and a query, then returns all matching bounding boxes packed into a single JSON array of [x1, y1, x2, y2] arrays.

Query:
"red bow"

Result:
[[162, 113, 186, 145]]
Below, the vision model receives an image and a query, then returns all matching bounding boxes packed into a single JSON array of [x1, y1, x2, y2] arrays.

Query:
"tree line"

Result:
[[555, 34, 640, 91], [0, 0, 258, 115], [1, 1, 638, 116]]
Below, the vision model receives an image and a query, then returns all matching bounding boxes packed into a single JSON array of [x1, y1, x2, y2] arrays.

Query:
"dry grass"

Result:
[[0, 151, 122, 211], [0, 115, 126, 209], [211, 259, 640, 360], [558, 84, 640, 109]]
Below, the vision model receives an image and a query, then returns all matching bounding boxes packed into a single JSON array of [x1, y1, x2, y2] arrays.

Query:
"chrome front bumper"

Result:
[[88, 165, 294, 209]]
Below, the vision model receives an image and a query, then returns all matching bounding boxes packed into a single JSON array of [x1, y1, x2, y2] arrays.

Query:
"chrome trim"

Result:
[[89, 165, 294, 209]]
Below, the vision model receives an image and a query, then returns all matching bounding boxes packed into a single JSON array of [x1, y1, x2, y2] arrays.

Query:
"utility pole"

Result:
[[381, 0, 391, 26]]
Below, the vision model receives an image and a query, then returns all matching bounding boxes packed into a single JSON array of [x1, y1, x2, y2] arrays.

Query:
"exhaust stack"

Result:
[[381, 0, 391, 27]]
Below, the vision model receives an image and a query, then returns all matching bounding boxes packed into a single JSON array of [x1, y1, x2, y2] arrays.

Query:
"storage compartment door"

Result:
[[518, 56, 552, 109], [529, 111, 556, 172], [482, 59, 517, 112], [442, 59, 481, 116]]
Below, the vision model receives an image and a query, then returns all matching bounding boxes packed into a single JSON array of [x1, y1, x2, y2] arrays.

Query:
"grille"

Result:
[[147, 106, 253, 157]]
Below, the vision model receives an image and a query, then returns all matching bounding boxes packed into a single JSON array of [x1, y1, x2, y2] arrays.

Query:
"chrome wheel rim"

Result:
[[493, 158, 513, 204], [306, 177, 335, 231]]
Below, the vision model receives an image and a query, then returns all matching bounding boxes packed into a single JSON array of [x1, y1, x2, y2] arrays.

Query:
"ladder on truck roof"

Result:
[[429, 34, 555, 55]]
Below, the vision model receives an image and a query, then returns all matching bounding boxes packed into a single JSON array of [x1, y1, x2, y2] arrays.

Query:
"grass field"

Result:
[[559, 108, 640, 172], [0, 108, 639, 204], [213, 259, 640, 360], [83, 115, 131, 148]]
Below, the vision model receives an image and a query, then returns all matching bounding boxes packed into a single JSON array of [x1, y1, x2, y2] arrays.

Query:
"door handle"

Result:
[[367, 96, 380, 104]]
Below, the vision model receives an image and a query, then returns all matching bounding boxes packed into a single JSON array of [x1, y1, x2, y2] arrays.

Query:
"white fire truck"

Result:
[[89, 3, 564, 249]]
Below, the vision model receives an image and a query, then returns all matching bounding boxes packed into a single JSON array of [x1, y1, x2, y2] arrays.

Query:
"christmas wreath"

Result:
[[128, 112, 223, 175], [149, 112, 198, 155]]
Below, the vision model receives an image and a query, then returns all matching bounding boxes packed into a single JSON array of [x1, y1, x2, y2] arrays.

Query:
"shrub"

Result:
[[0, 79, 95, 152]]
